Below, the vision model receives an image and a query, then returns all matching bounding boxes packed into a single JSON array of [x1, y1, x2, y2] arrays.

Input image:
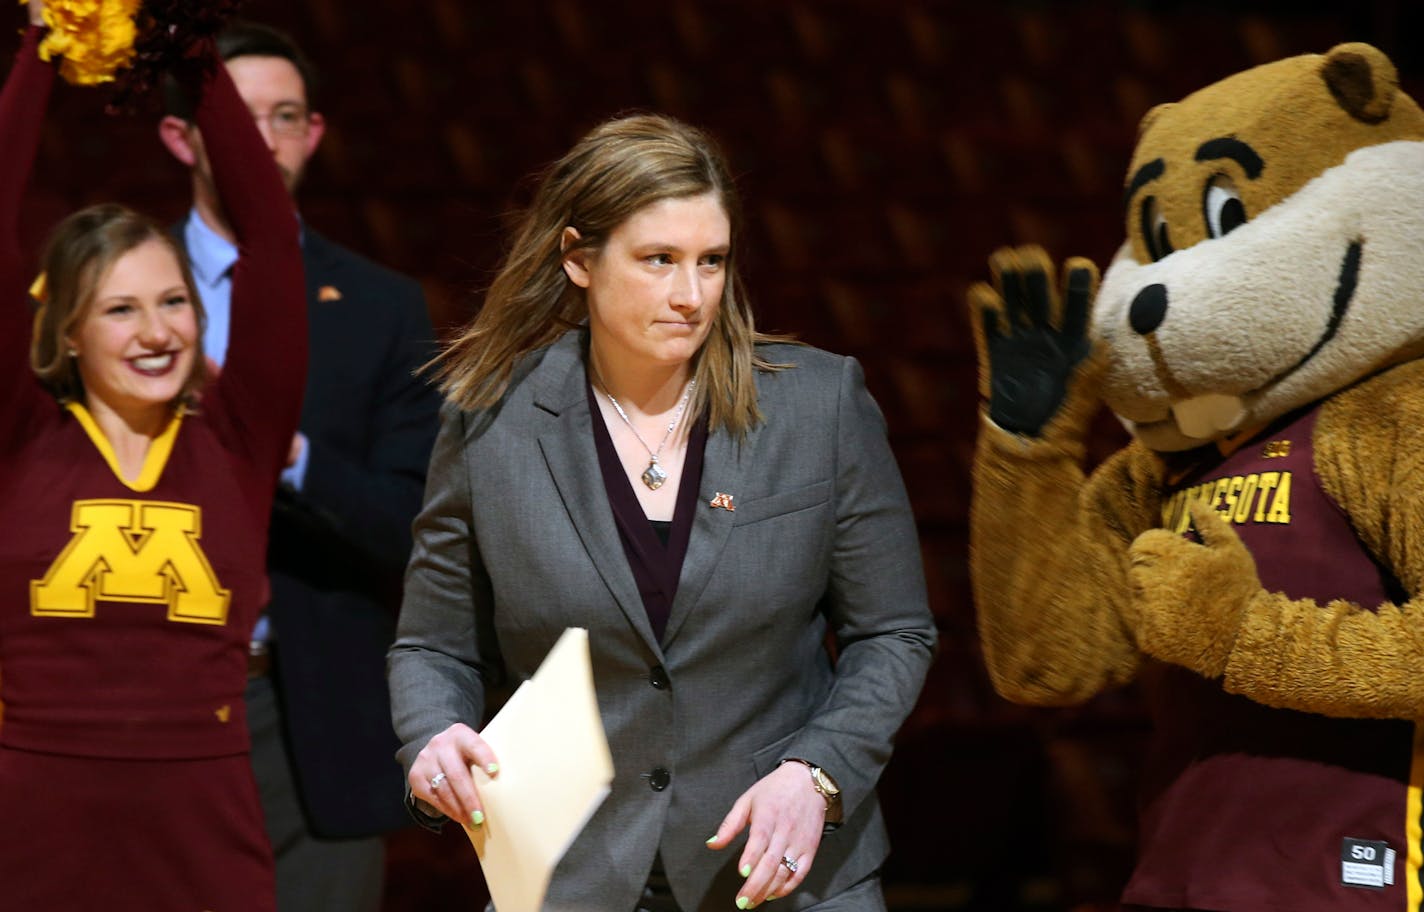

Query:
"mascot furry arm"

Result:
[[970, 42, 1424, 720], [970, 248, 1154, 705]]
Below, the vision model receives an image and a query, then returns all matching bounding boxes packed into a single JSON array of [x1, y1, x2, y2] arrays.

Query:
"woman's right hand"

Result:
[[408, 722, 501, 828], [28, 0, 44, 28]]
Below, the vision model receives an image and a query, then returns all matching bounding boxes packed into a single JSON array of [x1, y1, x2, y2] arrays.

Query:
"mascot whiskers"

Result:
[[969, 43, 1424, 911]]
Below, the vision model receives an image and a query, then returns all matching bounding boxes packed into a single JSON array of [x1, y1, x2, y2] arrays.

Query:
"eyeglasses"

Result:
[[252, 102, 311, 138]]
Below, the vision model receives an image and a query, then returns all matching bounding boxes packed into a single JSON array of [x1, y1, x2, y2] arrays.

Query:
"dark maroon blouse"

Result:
[[586, 379, 707, 643]]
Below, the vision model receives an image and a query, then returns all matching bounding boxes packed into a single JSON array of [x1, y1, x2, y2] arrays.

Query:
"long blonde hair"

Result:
[[434, 113, 791, 436]]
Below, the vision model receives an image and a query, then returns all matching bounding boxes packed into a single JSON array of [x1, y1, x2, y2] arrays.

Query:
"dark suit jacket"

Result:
[[262, 229, 440, 837], [389, 331, 937, 911]]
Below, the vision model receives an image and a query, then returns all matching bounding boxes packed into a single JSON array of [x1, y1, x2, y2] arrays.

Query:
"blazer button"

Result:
[[649, 665, 670, 690], [648, 767, 671, 791]]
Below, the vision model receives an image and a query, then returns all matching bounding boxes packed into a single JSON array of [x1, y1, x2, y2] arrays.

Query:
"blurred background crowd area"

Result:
[[10, 1, 1421, 909]]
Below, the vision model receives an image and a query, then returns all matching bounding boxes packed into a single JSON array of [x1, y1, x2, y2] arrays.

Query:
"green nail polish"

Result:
[[739, 864, 751, 878], [470, 810, 484, 827], [486, 762, 500, 775], [705, 836, 718, 846], [736, 898, 750, 910], [767, 896, 777, 902]]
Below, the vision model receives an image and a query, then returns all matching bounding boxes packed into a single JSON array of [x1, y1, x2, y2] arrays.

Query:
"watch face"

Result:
[[813, 767, 841, 797]]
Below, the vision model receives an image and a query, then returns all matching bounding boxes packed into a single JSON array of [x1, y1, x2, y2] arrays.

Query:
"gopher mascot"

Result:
[[969, 44, 1424, 911]]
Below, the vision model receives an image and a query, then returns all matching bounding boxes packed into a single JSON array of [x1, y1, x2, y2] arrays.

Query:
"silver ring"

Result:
[[780, 855, 798, 874], [429, 772, 447, 791]]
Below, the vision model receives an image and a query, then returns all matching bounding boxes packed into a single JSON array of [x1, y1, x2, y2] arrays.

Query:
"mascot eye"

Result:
[[1203, 175, 1247, 239], [1140, 195, 1174, 262]]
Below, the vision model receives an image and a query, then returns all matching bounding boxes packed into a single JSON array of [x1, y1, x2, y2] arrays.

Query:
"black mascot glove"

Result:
[[968, 246, 1098, 437]]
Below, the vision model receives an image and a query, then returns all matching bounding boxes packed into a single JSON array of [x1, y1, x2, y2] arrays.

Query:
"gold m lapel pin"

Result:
[[709, 492, 735, 512]]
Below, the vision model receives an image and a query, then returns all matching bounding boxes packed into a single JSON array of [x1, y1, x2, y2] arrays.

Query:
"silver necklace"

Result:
[[602, 379, 696, 490]]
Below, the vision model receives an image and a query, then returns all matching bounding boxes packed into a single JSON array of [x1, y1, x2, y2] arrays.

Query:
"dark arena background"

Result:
[[10, 1, 1420, 909]]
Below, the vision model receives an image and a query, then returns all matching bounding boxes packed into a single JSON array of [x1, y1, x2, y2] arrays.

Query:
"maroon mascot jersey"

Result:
[[0, 26, 305, 911], [1124, 404, 1423, 912]]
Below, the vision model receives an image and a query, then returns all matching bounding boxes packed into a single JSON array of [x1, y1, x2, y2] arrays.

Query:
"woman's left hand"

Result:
[[706, 762, 827, 908]]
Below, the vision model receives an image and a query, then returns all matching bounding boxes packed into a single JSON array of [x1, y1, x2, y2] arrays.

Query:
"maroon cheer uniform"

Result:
[[0, 26, 304, 910]]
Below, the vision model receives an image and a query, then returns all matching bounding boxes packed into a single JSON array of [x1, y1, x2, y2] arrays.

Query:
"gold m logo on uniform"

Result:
[[31, 499, 230, 625]]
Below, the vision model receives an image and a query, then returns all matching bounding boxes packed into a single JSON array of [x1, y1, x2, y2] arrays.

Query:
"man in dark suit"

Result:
[[158, 22, 440, 912]]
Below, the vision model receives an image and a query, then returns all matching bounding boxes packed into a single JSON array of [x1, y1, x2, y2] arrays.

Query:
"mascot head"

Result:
[[1093, 43, 1424, 452]]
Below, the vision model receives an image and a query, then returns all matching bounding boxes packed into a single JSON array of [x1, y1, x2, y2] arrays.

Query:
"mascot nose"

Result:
[[1128, 283, 1169, 335]]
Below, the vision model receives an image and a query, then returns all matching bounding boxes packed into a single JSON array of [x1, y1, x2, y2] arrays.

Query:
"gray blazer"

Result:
[[388, 330, 936, 912]]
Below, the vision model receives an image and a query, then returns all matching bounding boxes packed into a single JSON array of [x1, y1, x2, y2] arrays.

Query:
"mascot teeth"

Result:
[[1170, 393, 1245, 438]]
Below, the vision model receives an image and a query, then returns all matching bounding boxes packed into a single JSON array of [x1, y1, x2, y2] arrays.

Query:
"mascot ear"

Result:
[[1321, 42, 1397, 124], [1136, 102, 1175, 139]]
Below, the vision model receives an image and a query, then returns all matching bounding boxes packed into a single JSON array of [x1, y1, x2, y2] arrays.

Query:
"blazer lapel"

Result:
[[533, 335, 663, 657], [661, 419, 761, 646]]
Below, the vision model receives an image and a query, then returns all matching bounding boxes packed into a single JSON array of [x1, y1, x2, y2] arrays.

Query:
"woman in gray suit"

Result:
[[388, 113, 936, 912]]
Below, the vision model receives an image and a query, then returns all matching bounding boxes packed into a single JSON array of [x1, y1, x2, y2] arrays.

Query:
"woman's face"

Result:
[[565, 192, 730, 374], [67, 238, 199, 418]]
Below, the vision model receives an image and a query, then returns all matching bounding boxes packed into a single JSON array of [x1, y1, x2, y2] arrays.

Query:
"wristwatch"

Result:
[[785, 758, 842, 818]]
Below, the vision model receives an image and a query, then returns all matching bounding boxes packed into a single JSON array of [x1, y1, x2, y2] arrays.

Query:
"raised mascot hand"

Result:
[[969, 246, 1099, 437]]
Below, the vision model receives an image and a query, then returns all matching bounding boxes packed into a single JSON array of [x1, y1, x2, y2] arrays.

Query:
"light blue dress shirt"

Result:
[[183, 209, 309, 490]]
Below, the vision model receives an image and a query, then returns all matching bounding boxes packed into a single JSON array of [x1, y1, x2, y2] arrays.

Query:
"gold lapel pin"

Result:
[[709, 492, 735, 512], [317, 285, 343, 302]]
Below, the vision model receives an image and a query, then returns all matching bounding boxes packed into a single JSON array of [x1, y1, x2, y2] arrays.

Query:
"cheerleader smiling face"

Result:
[[67, 239, 199, 420]]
